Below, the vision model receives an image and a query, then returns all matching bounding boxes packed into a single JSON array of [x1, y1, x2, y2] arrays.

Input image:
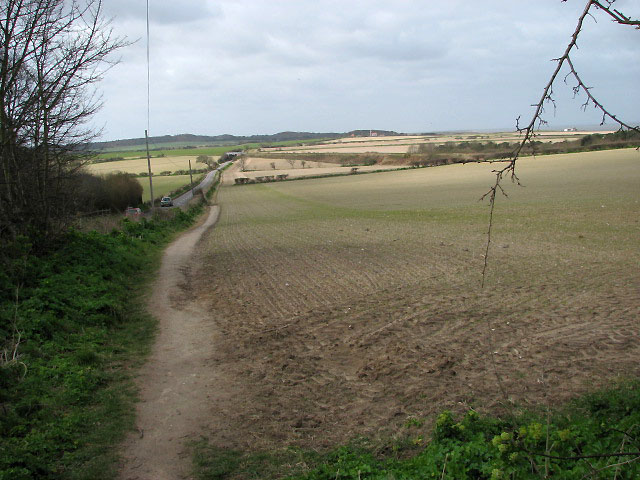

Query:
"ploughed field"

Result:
[[193, 149, 640, 451]]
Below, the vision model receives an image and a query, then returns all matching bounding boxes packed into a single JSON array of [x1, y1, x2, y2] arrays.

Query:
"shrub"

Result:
[[102, 173, 143, 212]]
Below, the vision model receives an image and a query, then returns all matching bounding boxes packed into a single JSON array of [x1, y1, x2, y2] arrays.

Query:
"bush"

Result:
[[102, 173, 143, 212], [73, 172, 142, 213]]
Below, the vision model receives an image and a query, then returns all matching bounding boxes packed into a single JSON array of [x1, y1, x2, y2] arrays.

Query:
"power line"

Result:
[[146, 0, 150, 134], [145, 0, 154, 208]]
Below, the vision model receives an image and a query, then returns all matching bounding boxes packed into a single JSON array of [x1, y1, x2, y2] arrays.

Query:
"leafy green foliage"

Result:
[[191, 382, 640, 480], [287, 383, 640, 480], [0, 204, 204, 479]]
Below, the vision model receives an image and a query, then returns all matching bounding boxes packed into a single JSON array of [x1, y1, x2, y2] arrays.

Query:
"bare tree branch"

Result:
[[565, 55, 640, 133], [526, 450, 640, 461], [479, 0, 639, 288], [592, 0, 640, 27], [0, 0, 128, 243]]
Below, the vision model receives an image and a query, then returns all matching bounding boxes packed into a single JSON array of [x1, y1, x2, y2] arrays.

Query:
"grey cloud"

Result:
[[102, 0, 220, 25], [93, 0, 640, 140]]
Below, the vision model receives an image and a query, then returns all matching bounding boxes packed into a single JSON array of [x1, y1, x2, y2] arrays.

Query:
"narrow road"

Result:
[[118, 206, 221, 480], [172, 161, 231, 207]]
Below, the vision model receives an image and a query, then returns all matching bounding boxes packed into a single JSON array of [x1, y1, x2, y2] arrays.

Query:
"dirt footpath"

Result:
[[116, 168, 640, 475], [118, 206, 222, 480]]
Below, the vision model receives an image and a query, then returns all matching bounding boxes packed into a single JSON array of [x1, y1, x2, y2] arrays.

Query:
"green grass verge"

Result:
[[192, 380, 640, 479], [140, 175, 189, 201], [0, 204, 206, 479], [94, 146, 241, 160]]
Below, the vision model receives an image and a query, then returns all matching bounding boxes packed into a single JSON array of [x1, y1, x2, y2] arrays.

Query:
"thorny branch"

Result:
[[1, 286, 27, 378], [583, 456, 640, 480], [527, 451, 640, 461], [565, 55, 639, 131], [592, 0, 640, 27], [478, 1, 639, 476], [480, 0, 639, 288]]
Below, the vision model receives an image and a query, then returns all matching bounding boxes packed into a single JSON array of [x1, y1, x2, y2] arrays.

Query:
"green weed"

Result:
[[192, 382, 640, 479]]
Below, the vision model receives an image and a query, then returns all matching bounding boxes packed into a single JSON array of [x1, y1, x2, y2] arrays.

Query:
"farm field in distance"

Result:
[[140, 174, 197, 202], [193, 148, 640, 452], [228, 157, 403, 182], [85, 157, 206, 202], [86, 155, 201, 175], [260, 130, 614, 154], [93, 145, 237, 160]]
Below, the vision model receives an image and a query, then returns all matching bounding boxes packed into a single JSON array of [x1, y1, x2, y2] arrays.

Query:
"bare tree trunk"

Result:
[[0, 0, 127, 244]]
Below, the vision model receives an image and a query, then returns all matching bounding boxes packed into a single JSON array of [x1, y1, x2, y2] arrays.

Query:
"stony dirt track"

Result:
[[118, 150, 639, 478], [119, 207, 224, 480]]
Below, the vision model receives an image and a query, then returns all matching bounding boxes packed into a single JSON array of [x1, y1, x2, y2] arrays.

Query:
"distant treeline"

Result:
[[134, 169, 208, 177], [89, 132, 342, 151], [252, 130, 639, 167], [418, 129, 640, 163], [87, 130, 404, 152]]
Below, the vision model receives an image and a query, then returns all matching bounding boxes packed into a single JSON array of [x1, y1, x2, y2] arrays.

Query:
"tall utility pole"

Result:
[[188, 159, 194, 196], [145, 1, 153, 209], [145, 130, 154, 208]]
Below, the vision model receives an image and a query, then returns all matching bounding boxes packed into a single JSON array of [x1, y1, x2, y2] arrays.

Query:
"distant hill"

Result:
[[89, 130, 402, 152], [90, 132, 341, 151]]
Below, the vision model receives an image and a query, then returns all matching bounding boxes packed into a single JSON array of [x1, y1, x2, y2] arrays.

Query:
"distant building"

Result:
[[220, 151, 245, 162], [563, 127, 578, 132]]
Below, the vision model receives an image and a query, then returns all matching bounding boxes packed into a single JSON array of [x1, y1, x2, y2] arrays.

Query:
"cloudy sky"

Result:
[[93, 0, 639, 141]]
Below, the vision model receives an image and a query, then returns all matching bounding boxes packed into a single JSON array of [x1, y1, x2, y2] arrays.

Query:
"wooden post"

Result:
[[189, 159, 194, 196], [145, 130, 154, 208]]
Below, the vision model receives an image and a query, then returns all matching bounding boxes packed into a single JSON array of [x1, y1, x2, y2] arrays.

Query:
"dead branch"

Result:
[[479, 0, 639, 288], [592, 1, 640, 27], [1, 286, 27, 378], [479, 4, 639, 467], [582, 456, 640, 480], [526, 451, 640, 461], [565, 55, 640, 133]]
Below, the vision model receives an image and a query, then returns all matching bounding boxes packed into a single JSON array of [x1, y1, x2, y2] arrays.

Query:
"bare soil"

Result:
[[193, 246, 640, 453], [118, 152, 639, 476], [188, 175, 640, 453]]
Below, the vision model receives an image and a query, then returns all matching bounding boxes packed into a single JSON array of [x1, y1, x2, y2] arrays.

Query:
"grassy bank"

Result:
[[0, 204, 206, 479]]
